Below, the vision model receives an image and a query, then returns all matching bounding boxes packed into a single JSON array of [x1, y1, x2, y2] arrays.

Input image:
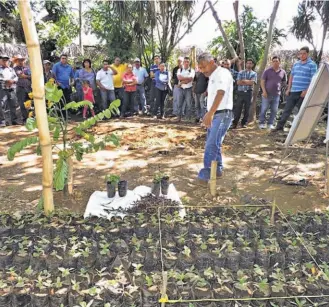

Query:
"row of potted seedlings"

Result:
[[105, 172, 170, 198], [0, 260, 329, 306]]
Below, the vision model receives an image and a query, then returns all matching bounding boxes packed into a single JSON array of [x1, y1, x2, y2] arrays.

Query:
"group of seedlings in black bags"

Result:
[[106, 172, 170, 198], [0, 206, 329, 306]]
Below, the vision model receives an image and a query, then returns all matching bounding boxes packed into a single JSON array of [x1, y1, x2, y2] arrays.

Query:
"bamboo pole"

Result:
[[18, 0, 54, 214], [210, 161, 217, 196], [270, 199, 276, 225]]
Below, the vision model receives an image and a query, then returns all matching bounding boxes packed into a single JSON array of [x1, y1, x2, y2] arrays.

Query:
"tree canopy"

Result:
[[208, 5, 286, 64]]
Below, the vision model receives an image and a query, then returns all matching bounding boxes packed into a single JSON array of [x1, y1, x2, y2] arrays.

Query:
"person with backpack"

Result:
[[177, 56, 195, 121]]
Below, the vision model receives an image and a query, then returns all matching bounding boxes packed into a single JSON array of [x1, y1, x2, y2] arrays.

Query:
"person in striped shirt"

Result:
[[273, 46, 317, 131]]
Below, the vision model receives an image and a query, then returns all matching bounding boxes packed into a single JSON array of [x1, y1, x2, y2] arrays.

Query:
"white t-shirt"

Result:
[[177, 67, 195, 89], [207, 66, 233, 112], [96, 69, 114, 90]]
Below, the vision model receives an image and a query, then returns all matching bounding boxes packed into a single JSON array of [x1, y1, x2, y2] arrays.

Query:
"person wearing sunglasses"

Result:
[[96, 59, 118, 111]]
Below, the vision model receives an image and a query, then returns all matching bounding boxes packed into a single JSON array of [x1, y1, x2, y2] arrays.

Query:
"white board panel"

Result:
[[285, 63, 329, 147]]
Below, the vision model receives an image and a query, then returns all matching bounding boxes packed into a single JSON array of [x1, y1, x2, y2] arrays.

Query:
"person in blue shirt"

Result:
[[52, 54, 74, 105], [273, 46, 317, 132], [153, 63, 169, 119], [133, 58, 149, 114], [232, 58, 257, 128], [149, 55, 160, 114]]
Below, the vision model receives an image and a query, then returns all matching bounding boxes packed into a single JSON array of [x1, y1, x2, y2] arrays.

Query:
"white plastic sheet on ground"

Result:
[[84, 184, 185, 219]]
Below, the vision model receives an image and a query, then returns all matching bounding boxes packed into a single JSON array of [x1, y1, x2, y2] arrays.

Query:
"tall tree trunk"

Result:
[[79, 0, 83, 55], [18, 0, 54, 214], [207, 0, 238, 59], [317, 22, 328, 64], [233, 0, 245, 68], [249, 0, 280, 123]]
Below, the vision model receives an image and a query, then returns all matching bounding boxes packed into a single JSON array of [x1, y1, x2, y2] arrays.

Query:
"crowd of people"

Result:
[[0, 46, 317, 133]]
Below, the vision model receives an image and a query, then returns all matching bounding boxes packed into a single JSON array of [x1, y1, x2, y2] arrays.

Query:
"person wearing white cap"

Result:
[[13, 55, 31, 123], [171, 57, 183, 116], [133, 58, 148, 114], [0, 54, 19, 126]]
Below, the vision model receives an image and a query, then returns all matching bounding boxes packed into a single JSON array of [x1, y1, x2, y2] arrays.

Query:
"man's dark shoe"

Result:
[[0, 121, 6, 128], [217, 171, 223, 177], [271, 126, 284, 132], [11, 120, 21, 126]]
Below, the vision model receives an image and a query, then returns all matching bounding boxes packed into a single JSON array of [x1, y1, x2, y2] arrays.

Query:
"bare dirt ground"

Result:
[[1, 116, 328, 214]]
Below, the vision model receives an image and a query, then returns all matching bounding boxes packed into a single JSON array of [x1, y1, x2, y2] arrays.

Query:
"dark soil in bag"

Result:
[[270, 251, 285, 268], [49, 288, 68, 307], [118, 180, 128, 197], [12, 289, 32, 307], [285, 245, 302, 264], [239, 247, 255, 270], [192, 285, 214, 307], [177, 254, 195, 271], [85, 294, 104, 306], [195, 251, 214, 270], [0, 292, 12, 307], [151, 182, 161, 197], [12, 253, 30, 271], [225, 250, 240, 272], [11, 227, 25, 236], [107, 181, 116, 198], [0, 253, 12, 268], [31, 292, 49, 307], [0, 227, 11, 237], [255, 249, 270, 268], [141, 286, 160, 307], [68, 290, 85, 307], [30, 256, 47, 271], [161, 176, 169, 195]]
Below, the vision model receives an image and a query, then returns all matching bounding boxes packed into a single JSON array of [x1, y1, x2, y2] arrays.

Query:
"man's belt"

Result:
[[214, 109, 232, 114]]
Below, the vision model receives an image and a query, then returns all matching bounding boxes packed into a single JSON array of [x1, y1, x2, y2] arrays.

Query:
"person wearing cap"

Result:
[[111, 57, 127, 104], [0, 55, 19, 126], [172, 57, 183, 117], [13, 55, 31, 123], [52, 54, 74, 105], [133, 58, 148, 114], [43, 60, 52, 83]]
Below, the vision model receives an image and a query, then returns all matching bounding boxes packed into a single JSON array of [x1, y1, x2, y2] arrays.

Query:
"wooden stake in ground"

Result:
[[18, 0, 54, 214], [210, 161, 218, 196]]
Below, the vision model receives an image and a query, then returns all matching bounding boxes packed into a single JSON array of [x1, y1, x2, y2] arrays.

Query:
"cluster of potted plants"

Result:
[[105, 174, 128, 198], [0, 208, 329, 305], [151, 172, 170, 197]]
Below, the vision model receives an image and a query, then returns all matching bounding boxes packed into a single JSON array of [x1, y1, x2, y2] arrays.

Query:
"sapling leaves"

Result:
[[53, 156, 69, 191], [7, 136, 39, 161]]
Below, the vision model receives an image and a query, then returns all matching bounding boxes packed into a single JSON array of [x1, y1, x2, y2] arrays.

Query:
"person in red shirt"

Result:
[[121, 64, 137, 118], [82, 80, 96, 119]]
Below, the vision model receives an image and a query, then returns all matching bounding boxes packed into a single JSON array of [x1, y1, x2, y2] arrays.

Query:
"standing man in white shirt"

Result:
[[196, 52, 234, 182], [133, 58, 149, 114], [96, 59, 118, 111], [177, 56, 195, 121]]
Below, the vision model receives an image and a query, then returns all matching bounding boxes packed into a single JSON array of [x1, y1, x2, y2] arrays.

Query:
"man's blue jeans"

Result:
[[198, 110, 233, 181], [100, 89, 115, 111], [259, 95, 280, 125], [135, 85, 147, 113]]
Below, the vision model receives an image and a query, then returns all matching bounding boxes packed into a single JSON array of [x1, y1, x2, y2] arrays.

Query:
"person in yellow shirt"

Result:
[[111, 57, 127, 104]]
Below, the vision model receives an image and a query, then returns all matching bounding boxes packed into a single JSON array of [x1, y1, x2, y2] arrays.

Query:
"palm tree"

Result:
[[291, 0, 329, 64]]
